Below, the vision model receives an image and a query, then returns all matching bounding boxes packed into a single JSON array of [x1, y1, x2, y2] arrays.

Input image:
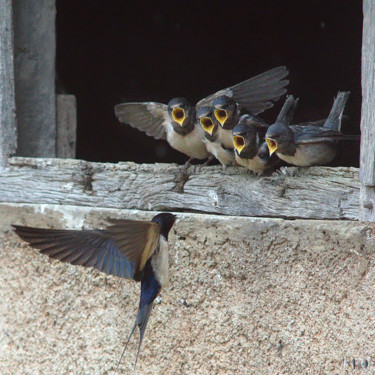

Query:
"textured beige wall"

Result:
[[1, 203, 375, 374]]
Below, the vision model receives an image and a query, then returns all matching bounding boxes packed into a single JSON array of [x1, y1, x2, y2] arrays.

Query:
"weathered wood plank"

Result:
[[13, 0, 56, 157], [0, 157, 360, 220], [360, 0, 375, 221], [0, 0, 17, 167], [56, 94, 77, 159]]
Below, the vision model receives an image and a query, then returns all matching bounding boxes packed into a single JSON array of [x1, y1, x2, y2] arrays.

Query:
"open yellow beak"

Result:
[[214, 109, 228, 127], [172, 107, 185, 126], [200, 118, 215, 136], [266, 138, 277, 156], [233, 135, 246, 154]]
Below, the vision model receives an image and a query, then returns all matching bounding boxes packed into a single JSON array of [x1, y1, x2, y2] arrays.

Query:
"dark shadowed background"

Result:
[[56, 0, 362, 166]]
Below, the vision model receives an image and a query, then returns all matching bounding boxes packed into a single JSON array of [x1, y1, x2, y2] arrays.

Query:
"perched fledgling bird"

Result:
[[114, 66, 289, 162], [13, 213, 176, 371], [213, 66, 289, 149], [196, 106, 235, 167], [232, 115, 276, 173], [265, 91, 359, 167], [232, 95, 299, 173]]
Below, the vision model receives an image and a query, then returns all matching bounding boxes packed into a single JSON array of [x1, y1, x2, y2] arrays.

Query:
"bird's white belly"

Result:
[[219, 129, 234, 149], [205, 140, 234, 166], [167, 126, 208, 159], [235, 153, 266, 173], [278, 143, 336, 166], [151, 237, 169, 288]]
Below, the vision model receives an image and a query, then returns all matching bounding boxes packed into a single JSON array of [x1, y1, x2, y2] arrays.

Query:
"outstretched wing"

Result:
[[13, 220, 161, 281], [114, 102, 169, 140], [196, 66, 289, 114]]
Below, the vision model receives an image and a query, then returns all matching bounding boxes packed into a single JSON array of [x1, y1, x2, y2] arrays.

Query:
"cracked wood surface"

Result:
[[1, 157, 360, 220]]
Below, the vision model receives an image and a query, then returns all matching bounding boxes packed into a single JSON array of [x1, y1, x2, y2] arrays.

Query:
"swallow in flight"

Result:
[[13, 212, 176, 371]]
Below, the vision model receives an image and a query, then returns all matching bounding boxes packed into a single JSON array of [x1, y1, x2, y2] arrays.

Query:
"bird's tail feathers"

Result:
[[324, 91, 350, 131], [276, 95, 299, 125], [115, 303, 154, 373]]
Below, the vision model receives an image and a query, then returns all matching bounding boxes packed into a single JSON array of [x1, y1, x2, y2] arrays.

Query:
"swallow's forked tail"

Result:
[[115, 303, 154, 374]]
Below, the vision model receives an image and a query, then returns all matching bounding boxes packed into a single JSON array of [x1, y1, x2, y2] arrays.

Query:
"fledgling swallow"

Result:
[[265, 91, 359, 167], [114, 66, 289, 162], [213, 66, 289, 149], [232, 95, 299, 173], [13, 213, 176, 371], [232, 114, 277, 173], [197, 106, 235, 167]]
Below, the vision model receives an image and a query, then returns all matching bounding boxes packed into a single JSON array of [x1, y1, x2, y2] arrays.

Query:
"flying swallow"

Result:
[[213, 66, 289, 149], [13, 212, 176, 371], [197, 106, 235, 167], [114, 66, 289, 161], [265, 91, 359, 166]]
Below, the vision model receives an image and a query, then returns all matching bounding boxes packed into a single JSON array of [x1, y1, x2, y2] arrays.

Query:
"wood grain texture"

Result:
[[13, 0, 56, 157], [0, 0, 17, 167], [360, 0, 375, 220], [0, 157, 360, 220], [56, 95, 77, 158]]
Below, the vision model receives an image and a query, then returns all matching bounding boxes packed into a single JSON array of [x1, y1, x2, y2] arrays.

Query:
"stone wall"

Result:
[[1, 203, 374, 374]]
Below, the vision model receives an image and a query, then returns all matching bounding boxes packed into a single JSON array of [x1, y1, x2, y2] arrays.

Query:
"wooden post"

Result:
[[13, 0, 56, 157], [360, 0, 375, 221], [0, 0, 17, 167], [56, 95, 77, 158]]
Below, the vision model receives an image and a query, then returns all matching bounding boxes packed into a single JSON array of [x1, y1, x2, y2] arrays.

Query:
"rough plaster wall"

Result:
[[1, 203, 375, 374]]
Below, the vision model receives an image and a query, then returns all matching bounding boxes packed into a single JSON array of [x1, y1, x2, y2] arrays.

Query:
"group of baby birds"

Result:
[[114, 66, 358, 173]]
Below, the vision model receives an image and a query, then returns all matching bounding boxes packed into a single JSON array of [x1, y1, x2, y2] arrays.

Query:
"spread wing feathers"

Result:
[[323, 91, 350, 131], [276, 95, 299, 125], [292, 125, 359, 145], [105, 219, 160, 273], [196, 66, 289, 114], [114, 102, 169, 140], [13, 221, 160, 280]]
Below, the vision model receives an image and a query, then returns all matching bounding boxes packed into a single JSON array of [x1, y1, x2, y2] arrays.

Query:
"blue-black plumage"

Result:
[[12, 212, 176, 371]]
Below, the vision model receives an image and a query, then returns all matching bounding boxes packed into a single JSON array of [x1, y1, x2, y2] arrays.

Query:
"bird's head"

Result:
[[197, 106, 218, 137], [265, 122, 295, 156], [152, 213, 176, 240], [213, 95, 238, 130], [232, 115, 262, 158], [168, 98, 194, 128]]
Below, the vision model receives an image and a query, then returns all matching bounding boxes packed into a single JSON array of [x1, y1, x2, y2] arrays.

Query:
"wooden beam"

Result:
[[0, 0, 17, 167], [13, 0, 56, 157], [0, 157, 360, 220], [56, 95, 77, 159], [360, 0, 375, 221]]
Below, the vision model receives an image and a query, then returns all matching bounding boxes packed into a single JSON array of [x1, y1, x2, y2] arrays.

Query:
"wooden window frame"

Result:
[[1, 0, 374, 221]]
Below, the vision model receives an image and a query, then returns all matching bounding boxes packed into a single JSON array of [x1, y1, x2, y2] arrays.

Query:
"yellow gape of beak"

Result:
[[214, 109, 228, 127], [200, 118, 215, 136], [233, 136, 246, 154], [172, 107, 185, 126], [266, 138, 277, 156]]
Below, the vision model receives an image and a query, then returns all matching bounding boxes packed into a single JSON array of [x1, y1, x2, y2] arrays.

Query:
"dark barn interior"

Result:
[[56, 0, 362, 166]]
